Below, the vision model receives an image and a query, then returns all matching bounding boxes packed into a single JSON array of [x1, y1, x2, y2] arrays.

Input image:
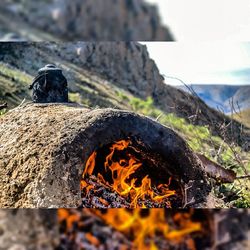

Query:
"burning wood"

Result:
[[57, 209, 208, 250], [81, 140, 182, 208]]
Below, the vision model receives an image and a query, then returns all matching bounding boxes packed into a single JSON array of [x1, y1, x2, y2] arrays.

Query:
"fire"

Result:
[[94, 209, 202, 250], [81, 140, 176, 208], [58, 208, 202, 250]]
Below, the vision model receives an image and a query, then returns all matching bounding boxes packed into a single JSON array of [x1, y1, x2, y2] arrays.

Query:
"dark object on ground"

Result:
[[29, 64, 68, 103], [0, 102, 7, 110]]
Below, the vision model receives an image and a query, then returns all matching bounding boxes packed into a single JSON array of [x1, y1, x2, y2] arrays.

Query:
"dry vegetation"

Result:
[[232, 108, 250, 128]]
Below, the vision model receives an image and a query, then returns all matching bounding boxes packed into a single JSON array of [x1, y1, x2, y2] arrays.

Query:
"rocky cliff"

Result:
[[0, 0, 173, 41]]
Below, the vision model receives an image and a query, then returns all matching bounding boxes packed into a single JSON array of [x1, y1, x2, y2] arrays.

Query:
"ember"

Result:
[[57, 209, 207, 250], [81, 140, 182, 208]]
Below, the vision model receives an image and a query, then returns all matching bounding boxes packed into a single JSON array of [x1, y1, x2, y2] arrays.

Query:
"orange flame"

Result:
[[82, 140, 176, 208], [58, 208, 202, 250], [94, 209, 202, 250]]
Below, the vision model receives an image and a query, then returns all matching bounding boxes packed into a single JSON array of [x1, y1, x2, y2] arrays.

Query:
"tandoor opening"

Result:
[[80, 139, 184, 208]]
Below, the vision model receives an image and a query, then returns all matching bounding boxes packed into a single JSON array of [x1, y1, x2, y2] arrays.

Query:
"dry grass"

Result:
[[232, 108, 250, 128]]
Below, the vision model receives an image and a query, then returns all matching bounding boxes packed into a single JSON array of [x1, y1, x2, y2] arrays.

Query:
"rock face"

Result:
[[47, 42, 165, 98], [0, 0, 173, 41], [53, 0, 173, 41], [0, 209, 58, 249], [0, 103, 211, 208]]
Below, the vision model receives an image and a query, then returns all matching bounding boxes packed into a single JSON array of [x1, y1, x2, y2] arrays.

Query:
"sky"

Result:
[[141, 42, 250, 85], [146, 0, 250, 41]]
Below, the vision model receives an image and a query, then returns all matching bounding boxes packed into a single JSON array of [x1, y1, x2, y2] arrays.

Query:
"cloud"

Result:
[[142, 42, 250, 85], [228, 68, 250, 84]]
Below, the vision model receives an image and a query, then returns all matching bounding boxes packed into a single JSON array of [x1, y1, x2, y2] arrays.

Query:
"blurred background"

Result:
[[0, 209, 249, 250], [146, 0, 250, 41], [1, 0, 250, 41], [0, 0, 173, 41]]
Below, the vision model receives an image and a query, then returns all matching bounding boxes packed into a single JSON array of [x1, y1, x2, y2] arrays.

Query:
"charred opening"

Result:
[[80, 138, 187, 208]]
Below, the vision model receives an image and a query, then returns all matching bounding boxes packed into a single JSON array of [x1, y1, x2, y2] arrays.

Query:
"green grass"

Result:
[[0, 109, 6, 116], [69, 92, 82, 104], [0, 63, 32, 85], [128, 96, 250, 208], [0, 63, 32, 107]]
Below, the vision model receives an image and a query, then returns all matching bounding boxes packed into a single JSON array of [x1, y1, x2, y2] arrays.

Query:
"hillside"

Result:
[[233, 108, 250, 128], [177, 84, 250, 114], [0, 42, 249, 207], [0, 42, 247, 147], [0, 0, 173, 41]]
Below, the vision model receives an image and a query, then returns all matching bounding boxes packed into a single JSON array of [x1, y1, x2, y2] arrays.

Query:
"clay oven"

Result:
[[0, 103, 211, 208]]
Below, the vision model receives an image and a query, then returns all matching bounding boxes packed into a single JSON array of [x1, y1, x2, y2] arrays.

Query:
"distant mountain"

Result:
[[177, 84, 250, 114]]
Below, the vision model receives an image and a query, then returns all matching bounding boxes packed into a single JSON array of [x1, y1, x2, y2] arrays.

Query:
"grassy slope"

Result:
[[0, 62, 249, 208], [232, 109, 250, 128], [123, 96, 250, 208], [0, 63, 33, 107]]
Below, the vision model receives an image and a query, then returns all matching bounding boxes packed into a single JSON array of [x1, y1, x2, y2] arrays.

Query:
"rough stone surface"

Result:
[[0, 103, 211, 208], [0, 0, 173, 41], [0, 209, 58, 250]]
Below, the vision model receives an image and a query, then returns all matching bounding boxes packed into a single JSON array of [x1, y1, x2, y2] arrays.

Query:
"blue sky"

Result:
[[146, 0, 250, 41], [141, 42, 250, 85]]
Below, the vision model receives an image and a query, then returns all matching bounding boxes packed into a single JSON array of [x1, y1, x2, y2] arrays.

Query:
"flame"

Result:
[[94, 209, 201, 250], [58, 209, 81, 230], [82, 140, 176, 208], [58, 208, 202, 250]]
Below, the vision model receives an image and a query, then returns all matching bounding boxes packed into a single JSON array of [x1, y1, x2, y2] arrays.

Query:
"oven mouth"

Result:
[[80, 138, 184, 208]]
